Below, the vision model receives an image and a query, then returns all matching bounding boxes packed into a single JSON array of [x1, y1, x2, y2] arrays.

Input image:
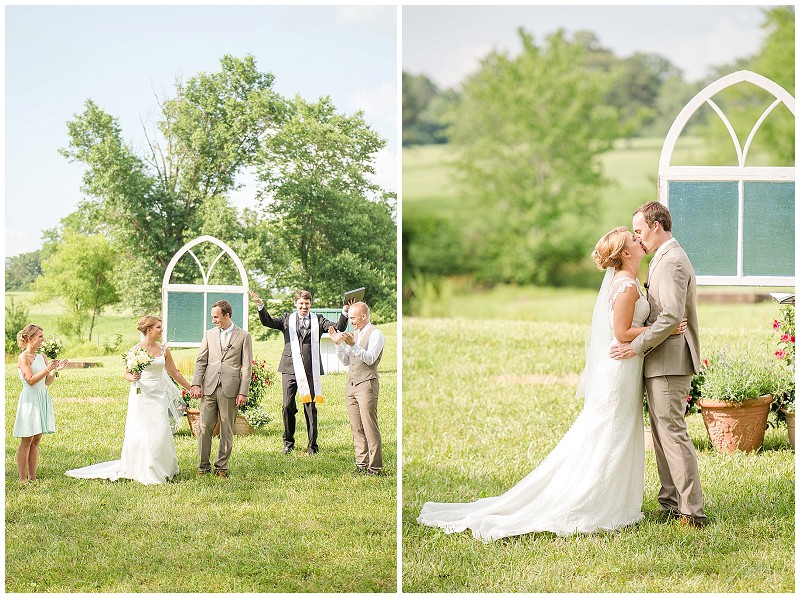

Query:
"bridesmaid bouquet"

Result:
[[41, 337, 64, 376], [122, 347, 154, 394]]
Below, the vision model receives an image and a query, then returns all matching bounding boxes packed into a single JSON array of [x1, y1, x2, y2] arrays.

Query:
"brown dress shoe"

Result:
[[214, 470, 228, 479], [677, 515, 706, 529]]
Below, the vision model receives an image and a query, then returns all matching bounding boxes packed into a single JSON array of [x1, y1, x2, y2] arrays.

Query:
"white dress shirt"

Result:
[[336, 323, 385, 366]]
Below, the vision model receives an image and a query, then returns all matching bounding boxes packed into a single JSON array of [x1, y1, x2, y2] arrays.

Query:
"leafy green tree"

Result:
[[701, 7, 794, 166], [450, 28, 622, 285], [750, 6, 794, 164], [5, 297, 30, 356], [256, 96, 396, 321], [5, 251, 42, 291], [32, 233, 120, 341], [402, 72, 455, 145], [59, 54, 284, 311]]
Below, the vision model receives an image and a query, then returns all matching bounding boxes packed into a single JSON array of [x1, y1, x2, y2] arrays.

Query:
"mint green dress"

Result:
[[13, 353, 56, 437]]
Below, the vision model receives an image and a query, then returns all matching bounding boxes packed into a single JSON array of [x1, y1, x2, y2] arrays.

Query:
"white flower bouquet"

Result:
[[122, 346, 154, 394]]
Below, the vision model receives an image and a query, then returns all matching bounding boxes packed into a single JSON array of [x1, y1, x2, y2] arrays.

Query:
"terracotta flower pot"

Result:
[[185, 409, 253, 436], [782, 408, 795, 450], [698, 394, 773, 453]]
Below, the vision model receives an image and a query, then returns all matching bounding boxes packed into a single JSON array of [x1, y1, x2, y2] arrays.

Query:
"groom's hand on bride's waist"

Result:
[[609, 342, 637, 360]]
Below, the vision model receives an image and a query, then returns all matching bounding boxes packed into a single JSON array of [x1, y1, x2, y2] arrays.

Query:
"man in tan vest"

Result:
[[610, 201, 707, 528], [329, 302, 385, 475]]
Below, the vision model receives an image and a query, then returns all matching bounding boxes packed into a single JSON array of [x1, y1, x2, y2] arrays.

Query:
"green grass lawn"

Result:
[[402, 137, 711, 236], [401, 308, 794, 592], [6, 322, 398, 592]]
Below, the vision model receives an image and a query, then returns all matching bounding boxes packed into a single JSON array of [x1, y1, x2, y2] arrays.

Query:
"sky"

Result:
[[3, 4, 787, 258], [403, 5, 776, 89], [5, 4, 398, 257]]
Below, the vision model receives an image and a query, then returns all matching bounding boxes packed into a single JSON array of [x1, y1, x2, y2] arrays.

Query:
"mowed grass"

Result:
[[401, 299, 794, 592], [402, 137, 709, 236], [5, 319, 398, 592]]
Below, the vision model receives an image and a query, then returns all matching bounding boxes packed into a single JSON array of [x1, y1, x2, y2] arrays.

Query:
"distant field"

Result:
[[402, 137, 709, 235]]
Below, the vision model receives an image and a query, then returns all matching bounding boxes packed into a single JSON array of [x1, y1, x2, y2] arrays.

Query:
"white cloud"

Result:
[[370, 146, 397, 194], [5, 227, 38, 258], [334, 5, 395, 32], [352, 81, 397, 129], [670, 12, 767, 82]]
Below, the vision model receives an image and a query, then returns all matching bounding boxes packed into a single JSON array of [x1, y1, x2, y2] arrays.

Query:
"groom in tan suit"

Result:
[[611, 201, 707, 528], [191, 300, 253, 478]]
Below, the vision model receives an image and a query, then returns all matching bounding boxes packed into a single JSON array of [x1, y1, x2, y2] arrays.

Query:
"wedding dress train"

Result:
[[417, 274, 648, 540], [66, 353, 180, 485]]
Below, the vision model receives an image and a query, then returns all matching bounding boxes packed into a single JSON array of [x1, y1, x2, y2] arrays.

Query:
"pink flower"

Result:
[[781, 334, 791, 342], [702, 358, 710, 368], [685, 396, 691, 402], [775, 350, 787, 359], [773, 320, 782, 330]]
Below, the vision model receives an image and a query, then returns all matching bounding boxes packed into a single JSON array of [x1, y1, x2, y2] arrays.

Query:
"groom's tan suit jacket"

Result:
[[192, 325, 253, 397], [631, 240, 700, 377]]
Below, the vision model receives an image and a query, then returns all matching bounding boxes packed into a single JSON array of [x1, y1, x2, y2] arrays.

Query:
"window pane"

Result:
[[166, 292, 205, 343], [668, 181, 739, 276], [743, 182, 795, 276]]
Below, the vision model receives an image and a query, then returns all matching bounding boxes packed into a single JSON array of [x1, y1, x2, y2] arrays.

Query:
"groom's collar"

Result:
[[652, 237, 677, 261]]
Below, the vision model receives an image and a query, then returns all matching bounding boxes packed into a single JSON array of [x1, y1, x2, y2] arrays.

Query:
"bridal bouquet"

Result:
[[122, 346, 154, 394]]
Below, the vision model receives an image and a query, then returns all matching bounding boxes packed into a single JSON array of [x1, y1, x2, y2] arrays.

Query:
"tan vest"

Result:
[[349, 325, 383, 384]]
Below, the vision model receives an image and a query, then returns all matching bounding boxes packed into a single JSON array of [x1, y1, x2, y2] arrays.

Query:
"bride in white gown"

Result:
[[417, 227, 687, 540], [66, 316, 191, 485]]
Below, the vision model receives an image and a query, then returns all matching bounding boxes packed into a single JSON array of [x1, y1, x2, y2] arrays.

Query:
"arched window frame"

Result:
[[658, 70, 795, 286], [162, 235, 249, 348]]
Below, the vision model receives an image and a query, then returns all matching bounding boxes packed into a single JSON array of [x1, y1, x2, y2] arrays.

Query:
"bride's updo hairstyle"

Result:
[[17, 324, 43, 349], [592, 226, 630, 271], [137, 316, 162, 336]]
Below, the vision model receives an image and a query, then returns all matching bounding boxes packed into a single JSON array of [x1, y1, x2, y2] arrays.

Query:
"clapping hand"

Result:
[[328, 326, 343, 344], [341, 332, 355, 346], [56, 359, 69, 370]]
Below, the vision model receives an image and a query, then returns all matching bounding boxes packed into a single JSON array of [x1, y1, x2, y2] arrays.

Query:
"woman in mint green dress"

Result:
[[14, 324, 67, 482]]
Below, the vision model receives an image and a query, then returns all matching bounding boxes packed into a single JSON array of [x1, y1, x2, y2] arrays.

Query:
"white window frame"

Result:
[[162, 235, 249, 348], [658, 70, 795, 286]]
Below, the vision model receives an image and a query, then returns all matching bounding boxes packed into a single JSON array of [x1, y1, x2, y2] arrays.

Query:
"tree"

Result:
[[450, 28, 623, 285], [32, 233, 120, 341], [59, 54, 284, 311], [700, 7, 794, 166], [5, 251, 42, 291], [256, 96, 396, 321], [749, 6, 794, 164], [402, 72, 455, 145]]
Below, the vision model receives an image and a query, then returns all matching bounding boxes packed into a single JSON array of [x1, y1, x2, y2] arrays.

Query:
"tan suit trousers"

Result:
[[645, 374, 706, 522], [198, 383, 238, 472], [346, 378, 382, 472]]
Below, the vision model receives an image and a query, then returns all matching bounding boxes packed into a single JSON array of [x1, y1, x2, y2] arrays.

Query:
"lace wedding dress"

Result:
[[417, 272, 648, 540], [66, 351, 180, 485]]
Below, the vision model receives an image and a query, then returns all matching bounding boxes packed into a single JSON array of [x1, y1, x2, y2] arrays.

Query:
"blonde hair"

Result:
[[592, 227, 630, 270], [17, 324, 43, 349], [136, 316, 162, 335]]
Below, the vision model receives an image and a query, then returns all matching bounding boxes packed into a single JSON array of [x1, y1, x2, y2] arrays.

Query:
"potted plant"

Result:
[[772, 305, 795, 449], [184, 358, 274, 436], [698, 349, 788, 453]]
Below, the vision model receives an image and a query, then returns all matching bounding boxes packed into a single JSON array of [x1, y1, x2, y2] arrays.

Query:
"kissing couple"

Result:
[[418, 201, 707, 540]]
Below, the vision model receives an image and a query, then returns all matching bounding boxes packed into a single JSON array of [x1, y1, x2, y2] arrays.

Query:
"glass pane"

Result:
[[207, 292, 245, 329], [668, 181, 739, 276], [743, 182, 795, 276], [166, 292, 205, 344]]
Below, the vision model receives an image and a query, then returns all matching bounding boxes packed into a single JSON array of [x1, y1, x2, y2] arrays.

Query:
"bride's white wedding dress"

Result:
[[417, 273, 648, 540], [66, 351, 180, 485]]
